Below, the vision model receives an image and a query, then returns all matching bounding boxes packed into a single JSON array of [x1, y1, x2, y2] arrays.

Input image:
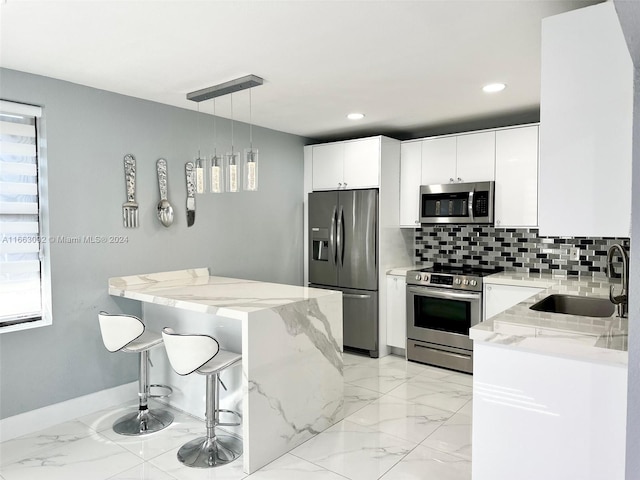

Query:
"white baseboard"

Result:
[[0, 382, 137, 442]]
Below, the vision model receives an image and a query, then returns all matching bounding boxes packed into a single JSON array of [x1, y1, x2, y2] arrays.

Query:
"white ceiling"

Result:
[[0, 0, 603, 141]]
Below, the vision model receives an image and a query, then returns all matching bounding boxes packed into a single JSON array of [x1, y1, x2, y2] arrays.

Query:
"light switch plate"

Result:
[[569, 248, 580, 261]]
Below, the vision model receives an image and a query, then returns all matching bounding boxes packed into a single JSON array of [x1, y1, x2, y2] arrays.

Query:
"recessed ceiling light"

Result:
[[482, 83, 507, 93], [347, 113, 365, 120]]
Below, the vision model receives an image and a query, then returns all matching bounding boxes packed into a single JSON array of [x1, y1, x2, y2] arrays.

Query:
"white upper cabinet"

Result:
[[400, 127, 536, 228], [421, 136, 457, 185], [399, 141, 422, 227], [312, 137, 380, 190], [538, 2, 632, 237], [494, 126, 539, 227], [421, 132, 495, 185], [343, 138, 380, 188], [455, 131, 495, 183]]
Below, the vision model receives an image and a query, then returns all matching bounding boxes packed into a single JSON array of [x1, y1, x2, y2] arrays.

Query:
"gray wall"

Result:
[[0, 68, 307, 419]]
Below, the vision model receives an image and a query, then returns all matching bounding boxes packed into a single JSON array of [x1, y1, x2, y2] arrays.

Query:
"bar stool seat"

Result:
[[98, 312, 174, 435], [162, 327, 242, 468]]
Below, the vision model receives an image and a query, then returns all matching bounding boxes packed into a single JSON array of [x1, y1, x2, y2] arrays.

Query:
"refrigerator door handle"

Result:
[[343, 293, 371, 299], [329, 205, 337, 266], [336, 205, 344, 267]]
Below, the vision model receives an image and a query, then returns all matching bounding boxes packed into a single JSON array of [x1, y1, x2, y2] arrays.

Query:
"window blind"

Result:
[[0, 100, 43, 325]]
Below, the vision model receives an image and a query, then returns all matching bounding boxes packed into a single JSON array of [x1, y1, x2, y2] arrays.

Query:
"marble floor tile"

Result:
[[0, 431, 142, 480], [421, 411, 472, 460], [1, 354, 476, 480], [106, 462, 179, 480], [344, 364, 413, 394], [0, 420, 94, 467], [379, 443, 471, 480], [386, 375, 473, 413], [100, 410, 206, 461], [342, 384, 383, 417], [290, 419, 415, 480], [346, 395, 453, 444], [149, 449, 246, 480], [245, 453, 347, 479]]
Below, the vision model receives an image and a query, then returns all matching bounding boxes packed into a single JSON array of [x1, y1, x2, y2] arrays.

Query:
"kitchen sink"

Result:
[[529, 294, 615, 317]]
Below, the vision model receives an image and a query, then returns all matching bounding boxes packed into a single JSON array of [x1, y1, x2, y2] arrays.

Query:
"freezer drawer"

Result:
[[343, 289, 378, 357], [311, 284, 379, 358]]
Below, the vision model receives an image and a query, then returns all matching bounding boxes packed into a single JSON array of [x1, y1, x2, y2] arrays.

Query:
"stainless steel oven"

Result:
[[406, 266, 494, 374]]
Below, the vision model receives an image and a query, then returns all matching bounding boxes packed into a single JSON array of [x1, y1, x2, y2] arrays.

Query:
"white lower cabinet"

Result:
[[473, 342, 627, 480], [386, 274, 406, 349], [483, 283, 543, 321]]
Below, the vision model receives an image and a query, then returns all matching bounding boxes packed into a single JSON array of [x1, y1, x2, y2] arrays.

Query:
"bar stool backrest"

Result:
[[98, 312, 145, 352], [162, 327, 220, 376]]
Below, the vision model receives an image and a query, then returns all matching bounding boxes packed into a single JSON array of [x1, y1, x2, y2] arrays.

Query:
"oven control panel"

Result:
[[407, 271, 482, 292]]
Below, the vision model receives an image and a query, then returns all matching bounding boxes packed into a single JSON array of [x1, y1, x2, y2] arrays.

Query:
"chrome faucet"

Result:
[[607, 243, 629, 318]]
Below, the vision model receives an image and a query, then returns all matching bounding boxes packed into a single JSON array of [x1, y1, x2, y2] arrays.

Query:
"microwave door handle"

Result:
[[468, 189, 475, 222], [329, 206, 337, 266], [408, 287, 480, 302]]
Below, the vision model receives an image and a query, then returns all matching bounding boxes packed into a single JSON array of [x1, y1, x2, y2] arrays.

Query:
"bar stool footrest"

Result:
[[216, 408, 242, 427], [149, 384, 173, 399]]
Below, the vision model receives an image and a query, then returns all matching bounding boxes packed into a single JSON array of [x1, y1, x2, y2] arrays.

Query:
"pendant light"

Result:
[[186, 74, 263, 195], [210, 99, 224, 193], [195, 103, 207, 194], [243, 88, 258, 191], [225, 93, 240, 193]]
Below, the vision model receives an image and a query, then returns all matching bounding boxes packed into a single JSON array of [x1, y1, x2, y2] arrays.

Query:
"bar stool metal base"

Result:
[[113, 407, 174, 436], [177, 433, 243, 468]]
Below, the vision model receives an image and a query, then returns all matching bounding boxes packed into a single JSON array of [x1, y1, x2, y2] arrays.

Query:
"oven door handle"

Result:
[[408, 286, 480, 302]]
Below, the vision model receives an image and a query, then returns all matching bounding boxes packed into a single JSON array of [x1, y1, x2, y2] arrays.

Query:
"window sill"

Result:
[[0, 316, 51, 334]]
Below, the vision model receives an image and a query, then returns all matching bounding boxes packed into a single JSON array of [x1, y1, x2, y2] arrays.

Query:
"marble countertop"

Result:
[[472, 272, 628, 365], [109, 268, 341, 320]]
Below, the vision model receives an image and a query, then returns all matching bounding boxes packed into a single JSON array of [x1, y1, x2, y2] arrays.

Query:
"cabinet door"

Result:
[[421, 136, 457, 185], [312, 143, 344, 190], [539, 1, 632, 237], [400, 141, 422, 227], [386, 274, 407, 349], [455, 131, 495, 182], [495, 126, 539, 227], [343, 138, 380, 188], [483, 284, 543, 321]]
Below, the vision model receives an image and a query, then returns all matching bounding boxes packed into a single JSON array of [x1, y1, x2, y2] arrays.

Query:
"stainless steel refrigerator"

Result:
[[308, 189, 379, 357]]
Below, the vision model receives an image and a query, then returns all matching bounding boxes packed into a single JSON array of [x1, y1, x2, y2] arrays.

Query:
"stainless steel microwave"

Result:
[[419, 181, 495, 224]]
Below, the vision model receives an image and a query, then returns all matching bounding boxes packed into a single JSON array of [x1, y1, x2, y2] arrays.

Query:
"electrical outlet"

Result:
[[569, 248, 580, 261]]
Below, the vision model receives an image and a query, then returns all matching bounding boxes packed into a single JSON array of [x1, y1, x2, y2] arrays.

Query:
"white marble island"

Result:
[[471, 273, 628, 480], [108, 268, 344, 474]]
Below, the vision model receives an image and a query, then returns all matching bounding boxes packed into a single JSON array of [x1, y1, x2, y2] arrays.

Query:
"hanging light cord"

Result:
[[197, 103, 201, 160], [249, 88, 253, 152], [213, 99, 217, 157], [230, 93, 234, 156]]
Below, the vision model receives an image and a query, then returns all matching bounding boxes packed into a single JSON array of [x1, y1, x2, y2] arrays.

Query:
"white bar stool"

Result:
[[162, 327, 243, 468], [98, 312, 174, 435]]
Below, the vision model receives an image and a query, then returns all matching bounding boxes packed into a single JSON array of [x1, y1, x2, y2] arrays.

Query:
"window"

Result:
[[0, 100, 51, 332]]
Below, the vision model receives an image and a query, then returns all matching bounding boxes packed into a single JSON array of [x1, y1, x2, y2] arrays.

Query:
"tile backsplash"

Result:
[[415, 226, 630, 277]]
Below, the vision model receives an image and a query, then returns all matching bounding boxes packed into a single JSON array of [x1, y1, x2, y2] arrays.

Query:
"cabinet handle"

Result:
[[415, 220, 420, 225], [344, 182, 348, 187], [457, 177, 463, 183], [449, 178, 455, 183], [487, 286, 492, 291], [496, 219, 501, 225], [338, 182, 342, 188]]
